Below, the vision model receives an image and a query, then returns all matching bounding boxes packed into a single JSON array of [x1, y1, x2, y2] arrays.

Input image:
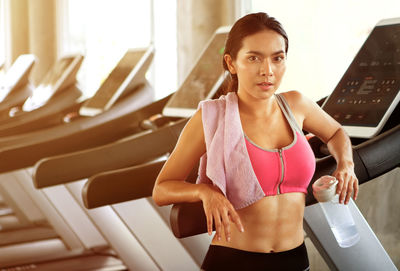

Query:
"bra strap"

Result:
[[275, 94, 304, 135]]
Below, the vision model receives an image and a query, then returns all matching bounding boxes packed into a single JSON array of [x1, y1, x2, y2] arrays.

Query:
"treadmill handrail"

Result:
[[33, 117, 187, 188], [81, 156, 200, 209], [82, 160, 165, 209], [354, 124, 400, 180], [0, 83, 154, 173]]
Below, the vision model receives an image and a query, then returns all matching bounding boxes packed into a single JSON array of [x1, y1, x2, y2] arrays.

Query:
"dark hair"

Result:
[[222, 12, 288, 93]]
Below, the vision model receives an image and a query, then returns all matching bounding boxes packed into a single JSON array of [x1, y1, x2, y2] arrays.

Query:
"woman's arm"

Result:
[[325, 128, 358, 204], [152, 109, 207, 206], [152, 109, 243, 241], [285, 91, 359, 204]]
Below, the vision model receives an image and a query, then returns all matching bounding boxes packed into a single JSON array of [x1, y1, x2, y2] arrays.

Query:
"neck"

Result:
[[236, 91, 278, 118]]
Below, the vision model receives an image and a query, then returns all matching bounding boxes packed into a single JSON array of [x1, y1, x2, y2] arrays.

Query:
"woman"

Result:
[[152, 12, 358, 271]]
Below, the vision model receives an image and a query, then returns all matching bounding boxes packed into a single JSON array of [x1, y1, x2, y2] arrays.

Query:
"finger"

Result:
[[335, 174, 344, 196], [338, 176, 348, 204], [344, 180, 353, 204], [205, 210, 213, 236], [228, 208, 244, 233], [213, 211, 222, 241], [353, 177, 359, 201], [221, 210, 231, 242]]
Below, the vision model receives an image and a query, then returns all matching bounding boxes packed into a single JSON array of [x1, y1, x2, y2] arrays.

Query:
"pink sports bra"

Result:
[[197, 92, 316, 209], [244, 95, 315, 196]]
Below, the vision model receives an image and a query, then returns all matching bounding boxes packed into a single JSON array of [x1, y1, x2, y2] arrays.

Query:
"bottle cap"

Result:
[[312, 175, 338, 202]]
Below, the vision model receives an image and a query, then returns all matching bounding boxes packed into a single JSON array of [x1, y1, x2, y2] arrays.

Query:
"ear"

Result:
[[224, 54, 237, 74]]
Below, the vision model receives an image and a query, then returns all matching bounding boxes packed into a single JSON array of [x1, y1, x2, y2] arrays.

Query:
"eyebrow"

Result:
[[245, 50, 285, 56]]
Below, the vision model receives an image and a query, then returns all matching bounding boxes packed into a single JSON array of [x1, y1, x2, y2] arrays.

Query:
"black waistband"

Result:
[[201, 242, 309, 271]]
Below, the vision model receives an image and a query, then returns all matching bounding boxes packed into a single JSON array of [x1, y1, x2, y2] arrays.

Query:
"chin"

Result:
[[257, 89, 276, 99]]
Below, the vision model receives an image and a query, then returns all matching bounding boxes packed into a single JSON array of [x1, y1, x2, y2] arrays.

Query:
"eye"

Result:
[[248, 55, 260, 62], [274, 55, 285, 62]]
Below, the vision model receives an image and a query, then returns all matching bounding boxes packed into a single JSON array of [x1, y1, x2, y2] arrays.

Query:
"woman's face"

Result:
[[225, 29, 287, 100]]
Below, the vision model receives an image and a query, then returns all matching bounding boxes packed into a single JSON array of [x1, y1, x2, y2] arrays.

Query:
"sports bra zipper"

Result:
[[277, 149, 285, 194]]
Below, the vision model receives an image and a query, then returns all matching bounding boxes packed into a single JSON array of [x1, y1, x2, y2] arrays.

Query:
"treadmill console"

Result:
[[0, 54, 36, 102], [22, 55, 84, 112], [79, 46, 154, 117], [162, 26, 230, 118], [322, 17, 400, 138]]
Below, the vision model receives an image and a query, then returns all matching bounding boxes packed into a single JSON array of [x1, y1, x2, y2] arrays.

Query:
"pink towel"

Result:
[[197, 92, 265, 209]]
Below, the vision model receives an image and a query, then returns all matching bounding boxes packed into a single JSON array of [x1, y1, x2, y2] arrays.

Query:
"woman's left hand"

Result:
[[332, 163, 359, 204]]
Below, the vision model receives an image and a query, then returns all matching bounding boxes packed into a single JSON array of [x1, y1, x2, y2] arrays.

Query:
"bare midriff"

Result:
[[211, 192, 305, 253]]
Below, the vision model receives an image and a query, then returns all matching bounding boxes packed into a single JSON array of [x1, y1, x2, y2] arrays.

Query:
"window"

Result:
[[0, 0, 5, 77], [58, 0, 177, 100], [247, 0, 400, 101]]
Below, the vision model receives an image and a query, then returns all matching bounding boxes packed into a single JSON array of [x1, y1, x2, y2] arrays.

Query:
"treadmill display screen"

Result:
[[164, 32, 227, 111], [83, 50, 146, 110], [322, 22, 400, 127], [23, 58, 74, 111], [3, 55, 34, 89], [0, 55, 35, 102]]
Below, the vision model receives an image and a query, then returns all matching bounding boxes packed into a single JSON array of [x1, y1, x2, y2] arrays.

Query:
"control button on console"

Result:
[[356, 114, 365, 120], [333, 113, 341, 120]]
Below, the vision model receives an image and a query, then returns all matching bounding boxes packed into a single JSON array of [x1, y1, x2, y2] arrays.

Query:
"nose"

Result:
[[260, 60, 273, 77]]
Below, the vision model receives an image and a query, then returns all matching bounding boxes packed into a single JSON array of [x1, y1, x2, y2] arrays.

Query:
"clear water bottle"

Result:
[[313, 176, 360, 248]]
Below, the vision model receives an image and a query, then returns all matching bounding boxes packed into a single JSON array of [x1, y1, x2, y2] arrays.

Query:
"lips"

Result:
[[258, 82, 273, 86], [257, 81, 274, 90]]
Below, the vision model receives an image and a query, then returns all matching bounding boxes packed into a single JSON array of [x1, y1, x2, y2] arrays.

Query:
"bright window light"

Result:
[[0, 0, 5, 78], [59, 0, 177, 100]]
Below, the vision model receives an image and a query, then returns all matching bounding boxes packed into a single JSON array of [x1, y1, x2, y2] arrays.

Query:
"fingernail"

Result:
[[218, 236, 221, 241], [241, 228, 244, 232], [227, 237, 231, 242]]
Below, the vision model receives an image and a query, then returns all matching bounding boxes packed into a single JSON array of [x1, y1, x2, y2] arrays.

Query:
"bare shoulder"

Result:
[[280, 91, 341, 141], [181, 108, 204, 140], [279, 90, 312, 117], [280, 90, 309, 106]]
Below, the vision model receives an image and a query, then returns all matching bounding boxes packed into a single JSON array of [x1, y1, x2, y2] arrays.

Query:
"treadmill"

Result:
[[28, 28, 229, 270], [0, 47, 155, 269], [0, 47, 154, 137], [0, 54, 84, 234], [0, 54, 84, 122], [0, 54, 84, 137], [0, 48, 153, 260], [32, 26, 229, 188], [0, 49, 152, 232]]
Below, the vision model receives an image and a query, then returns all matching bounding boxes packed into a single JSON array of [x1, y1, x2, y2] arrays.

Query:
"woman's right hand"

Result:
[[199, 184, 244, 242]]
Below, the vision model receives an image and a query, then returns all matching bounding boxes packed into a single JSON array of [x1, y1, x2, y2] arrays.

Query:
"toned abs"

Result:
[[211, 192, 305, 253]]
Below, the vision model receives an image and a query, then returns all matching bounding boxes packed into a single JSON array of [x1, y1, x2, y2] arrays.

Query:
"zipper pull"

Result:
[[277, 149, 284, 194]]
